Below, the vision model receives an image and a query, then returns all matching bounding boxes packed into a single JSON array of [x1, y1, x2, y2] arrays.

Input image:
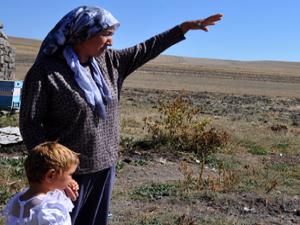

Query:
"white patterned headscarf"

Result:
[[37, 6, 120, 58], [36, 6, 120, 119]]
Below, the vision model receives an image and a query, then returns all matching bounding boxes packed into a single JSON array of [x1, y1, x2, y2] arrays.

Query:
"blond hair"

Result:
[[24, 141, 79, 183]]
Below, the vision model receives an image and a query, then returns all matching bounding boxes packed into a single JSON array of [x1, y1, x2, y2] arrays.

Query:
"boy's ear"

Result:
[[45, 169, 56, 183]]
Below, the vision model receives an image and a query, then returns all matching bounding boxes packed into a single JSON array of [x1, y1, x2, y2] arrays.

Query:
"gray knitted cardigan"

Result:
[[19, 26, 185, 174]]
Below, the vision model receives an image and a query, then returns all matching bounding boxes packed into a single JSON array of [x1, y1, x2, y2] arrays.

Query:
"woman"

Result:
[[19, 5, 222, 225]]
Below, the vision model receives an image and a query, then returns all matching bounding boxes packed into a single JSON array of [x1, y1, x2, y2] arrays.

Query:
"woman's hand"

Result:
[[180, 14, 223, 34], [64, 179, 79, 201]]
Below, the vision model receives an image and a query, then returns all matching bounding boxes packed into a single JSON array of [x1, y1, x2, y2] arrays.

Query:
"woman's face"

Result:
[[78, 27, 115, 58]]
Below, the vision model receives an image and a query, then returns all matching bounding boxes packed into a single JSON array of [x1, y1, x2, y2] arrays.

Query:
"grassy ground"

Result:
[[111, 91, 300, 225], [1, 88, 299, 224]]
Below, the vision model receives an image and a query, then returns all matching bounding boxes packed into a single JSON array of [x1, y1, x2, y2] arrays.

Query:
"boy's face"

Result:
[[52, 164, 78, 190]]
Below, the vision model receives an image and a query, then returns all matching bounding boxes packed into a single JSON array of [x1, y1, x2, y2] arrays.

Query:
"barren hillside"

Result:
[[9, 36, 300, 97]]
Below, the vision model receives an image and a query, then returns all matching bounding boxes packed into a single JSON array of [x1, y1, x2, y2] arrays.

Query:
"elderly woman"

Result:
[[19, 5, 222, 225]]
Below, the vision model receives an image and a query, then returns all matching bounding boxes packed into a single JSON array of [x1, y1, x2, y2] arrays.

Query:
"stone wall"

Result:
[[0, 22, 15, 80]]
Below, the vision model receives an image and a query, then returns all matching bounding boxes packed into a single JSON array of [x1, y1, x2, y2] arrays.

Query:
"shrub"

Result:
[[248, 145, 268, 155], [144, 94, 228, 153], [131, 183, 177, 200], [144, 94, 229, 183], [144, 94, 202, 149]]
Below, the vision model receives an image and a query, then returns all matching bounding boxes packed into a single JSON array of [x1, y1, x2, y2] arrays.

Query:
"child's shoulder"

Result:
[[40, 189, 73, 210], [31, 189, 73, 224], [2, 189, 73, 225], [35, 189, 74, 213]]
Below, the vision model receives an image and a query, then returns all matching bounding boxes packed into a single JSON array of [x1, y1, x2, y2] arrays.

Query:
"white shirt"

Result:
[[2, 188, 73, 225]]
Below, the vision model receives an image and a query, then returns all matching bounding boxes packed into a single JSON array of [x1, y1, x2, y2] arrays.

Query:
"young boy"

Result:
[[3, 141, 79, 225]]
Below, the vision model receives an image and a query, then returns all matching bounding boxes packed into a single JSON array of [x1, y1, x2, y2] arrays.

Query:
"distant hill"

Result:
[[8, 36, 300, 80]]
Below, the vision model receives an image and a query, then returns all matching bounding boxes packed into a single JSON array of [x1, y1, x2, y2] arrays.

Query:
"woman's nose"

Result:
[[106, 37, 113, 46]]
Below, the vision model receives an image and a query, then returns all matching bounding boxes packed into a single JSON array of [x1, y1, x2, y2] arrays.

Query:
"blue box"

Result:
[[0, 80, 23, 111]]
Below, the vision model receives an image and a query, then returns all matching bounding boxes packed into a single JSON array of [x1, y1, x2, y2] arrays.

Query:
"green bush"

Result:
[[0, 156, 25, 178], [144, 94, 229, 161], [247, 145, 268, 155], [131, 183, 177, 200]]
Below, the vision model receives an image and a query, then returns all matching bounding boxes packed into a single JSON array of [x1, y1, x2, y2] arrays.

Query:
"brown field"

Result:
[[1, 37, 299, 225], [9, 36, 300, 98]]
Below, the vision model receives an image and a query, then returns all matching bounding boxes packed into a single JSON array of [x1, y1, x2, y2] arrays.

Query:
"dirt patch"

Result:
[[111, 154, 300, 225], [266, 153, 300, 166]]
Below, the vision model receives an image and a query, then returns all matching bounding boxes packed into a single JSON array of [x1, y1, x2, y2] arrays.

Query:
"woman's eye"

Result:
[[104, 31, 114, 36]]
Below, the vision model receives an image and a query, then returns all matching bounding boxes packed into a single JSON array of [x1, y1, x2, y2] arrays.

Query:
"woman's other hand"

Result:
[[180, 14, 223, 33]]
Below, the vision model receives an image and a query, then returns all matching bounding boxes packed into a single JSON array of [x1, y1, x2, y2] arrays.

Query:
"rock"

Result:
[[156, 157, 167, 164], [123, 157, 133, 164], [270, 124, 288, 133], [0, 22, 15, 80], [0, 126, 23, 145], [243, 206, 255, 213], [291, 114, 300, 126]]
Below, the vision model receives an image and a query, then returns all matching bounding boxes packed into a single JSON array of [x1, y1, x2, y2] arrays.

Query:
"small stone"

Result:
[[123, 158, 132, 164]]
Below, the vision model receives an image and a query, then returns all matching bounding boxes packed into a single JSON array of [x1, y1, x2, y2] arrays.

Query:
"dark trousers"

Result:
[[71, 166, 115, 225]]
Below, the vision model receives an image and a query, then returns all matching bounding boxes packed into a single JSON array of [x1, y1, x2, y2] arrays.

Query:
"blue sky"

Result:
[[1, 0, 299, 62]]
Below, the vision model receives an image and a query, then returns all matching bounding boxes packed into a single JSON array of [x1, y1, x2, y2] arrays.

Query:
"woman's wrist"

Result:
[[179, 22, 190, 34]]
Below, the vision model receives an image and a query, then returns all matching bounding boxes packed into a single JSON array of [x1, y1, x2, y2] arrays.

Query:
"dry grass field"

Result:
[[8, 36, 300, 97], [0, 37, 299, 225]]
